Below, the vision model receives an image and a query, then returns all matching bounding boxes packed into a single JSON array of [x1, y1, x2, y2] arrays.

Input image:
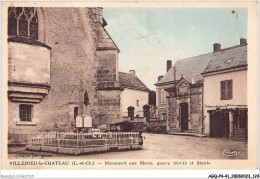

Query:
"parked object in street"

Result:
[[92, 128, 102, 138], [109, 120, 144, 132], [146, 119, 167, 134]]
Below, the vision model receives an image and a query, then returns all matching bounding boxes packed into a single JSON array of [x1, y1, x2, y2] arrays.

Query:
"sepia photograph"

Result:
[[1, 1, 258, 174]]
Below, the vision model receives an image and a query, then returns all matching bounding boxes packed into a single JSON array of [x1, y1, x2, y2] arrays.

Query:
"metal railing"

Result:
[[28, 131, 141, 149]]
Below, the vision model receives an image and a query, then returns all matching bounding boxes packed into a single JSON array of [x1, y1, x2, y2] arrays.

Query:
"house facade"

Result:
[[119, 70, 150, 120], [202, 39, 248, 138], [8, 7, 123, 136], [155, 56, 212, 133], [155, 39, 247, 136]]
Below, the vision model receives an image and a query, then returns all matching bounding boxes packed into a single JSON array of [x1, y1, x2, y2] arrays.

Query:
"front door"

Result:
[[180, 103, 188, 131], [210, 110, 229, 138]]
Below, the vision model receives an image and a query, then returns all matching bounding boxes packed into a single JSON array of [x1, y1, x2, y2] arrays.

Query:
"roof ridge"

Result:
[[156, 44, 247, 85], [202, 45, 247, 74], [172, 44, 246, 67], [134, 76, 150, 89], [119, 71, 150, 91]]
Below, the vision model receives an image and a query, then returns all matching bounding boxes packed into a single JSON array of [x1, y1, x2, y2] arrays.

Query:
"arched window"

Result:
[[8, 7, 38, 40]]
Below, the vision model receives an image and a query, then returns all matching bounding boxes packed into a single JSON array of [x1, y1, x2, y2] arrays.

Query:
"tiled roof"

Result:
[[155, 53, 213, 86], [119, 72, 150, 92], [203, 45, 247, 74], [155, 44, 247, 86]]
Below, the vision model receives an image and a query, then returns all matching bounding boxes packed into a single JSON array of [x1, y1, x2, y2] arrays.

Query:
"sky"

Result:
[[103, 8, 248, 90]]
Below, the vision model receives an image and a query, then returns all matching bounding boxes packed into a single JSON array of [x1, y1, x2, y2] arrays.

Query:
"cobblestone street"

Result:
[[9, 133, 247, 160]]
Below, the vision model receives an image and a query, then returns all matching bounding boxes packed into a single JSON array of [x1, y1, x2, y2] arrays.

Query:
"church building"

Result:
[[7, 7, 122, 139]]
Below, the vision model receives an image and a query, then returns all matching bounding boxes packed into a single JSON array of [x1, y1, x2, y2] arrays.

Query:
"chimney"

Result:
[[158, 76, 163, 81], [213, 43, 221, 52], [240, 38, 247, 46], [167, 60, 172, 72], [129, 70, 135, 75]]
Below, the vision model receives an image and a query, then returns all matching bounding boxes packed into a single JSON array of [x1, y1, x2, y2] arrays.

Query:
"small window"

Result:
[[221, 80, 233, 100], [162, 113, 167, 121], [19, 104, 32, 122], [137, 100, 139, 106], [161, 90, 166, 104], [74, 107, 78, 120]]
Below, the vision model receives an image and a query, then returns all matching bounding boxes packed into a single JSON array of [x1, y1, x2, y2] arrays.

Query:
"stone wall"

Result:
[[36, 8, 98, 131], [189, 85, 203, 133], [8, 42, 50, 85], [167, 97, 178, 128], [8, 7, 122, 133], [96, 50, 118, 89], [166, 83, 203, 133], [95, 90, 121, 129]]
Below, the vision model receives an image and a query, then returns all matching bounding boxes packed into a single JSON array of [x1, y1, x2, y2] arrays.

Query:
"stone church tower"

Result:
[[8, 7, 122, 133]]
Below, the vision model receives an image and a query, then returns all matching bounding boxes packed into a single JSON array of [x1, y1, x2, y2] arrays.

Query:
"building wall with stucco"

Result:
[[203, 69, 247, 135], [121, 88, 149, 117]]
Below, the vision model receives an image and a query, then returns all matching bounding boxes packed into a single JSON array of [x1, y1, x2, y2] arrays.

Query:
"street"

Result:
[[9, 133, 247, 159]]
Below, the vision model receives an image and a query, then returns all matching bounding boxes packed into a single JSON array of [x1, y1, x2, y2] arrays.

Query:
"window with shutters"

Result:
[[220, 80, 233, 100], [8, 7, 38, 39], [19, 104, 32, 122]]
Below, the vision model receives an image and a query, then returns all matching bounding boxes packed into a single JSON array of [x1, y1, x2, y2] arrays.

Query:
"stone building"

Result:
[[155, 38, 248, 136], [155, 56, 211, 133], [202, 39, 247, 138], [119, 70, 150, 120], [7, 7, 122, 136]]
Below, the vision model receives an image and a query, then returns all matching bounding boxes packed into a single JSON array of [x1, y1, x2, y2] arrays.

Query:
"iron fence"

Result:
[[28, 131, 141, 150]]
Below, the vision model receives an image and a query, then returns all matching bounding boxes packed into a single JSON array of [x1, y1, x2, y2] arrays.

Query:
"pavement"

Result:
[[8, 133, 247, 159]]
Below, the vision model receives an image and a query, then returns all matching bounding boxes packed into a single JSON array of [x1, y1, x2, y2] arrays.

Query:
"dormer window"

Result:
[[225, 58, 234, 64], [8, 7, 38, 40]]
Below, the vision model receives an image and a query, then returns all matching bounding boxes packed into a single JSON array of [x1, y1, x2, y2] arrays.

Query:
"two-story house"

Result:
[[202, 38, 248, 138]]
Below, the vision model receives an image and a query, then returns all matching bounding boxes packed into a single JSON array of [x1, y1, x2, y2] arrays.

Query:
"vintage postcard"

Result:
[[1, 1, 258, 171]]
